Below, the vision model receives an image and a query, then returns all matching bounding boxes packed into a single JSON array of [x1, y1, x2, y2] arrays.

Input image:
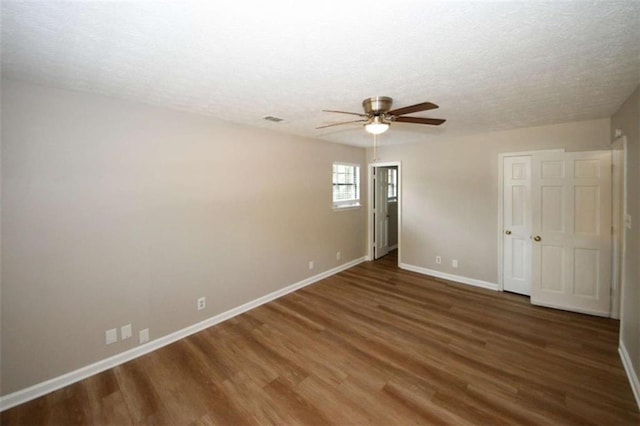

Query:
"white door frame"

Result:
[[497, 149, 564, 292], [611, 135, 627, 320], [368, 161, 402, 263]]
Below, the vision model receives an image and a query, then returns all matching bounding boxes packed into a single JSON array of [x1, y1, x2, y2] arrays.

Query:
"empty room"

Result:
[[1, 1, 640, 424]]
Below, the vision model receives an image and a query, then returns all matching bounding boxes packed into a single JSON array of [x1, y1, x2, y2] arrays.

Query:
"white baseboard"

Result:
[[0, 256, 366, 412], [399, 262, 499, 291], [619, 341, 640, 410]]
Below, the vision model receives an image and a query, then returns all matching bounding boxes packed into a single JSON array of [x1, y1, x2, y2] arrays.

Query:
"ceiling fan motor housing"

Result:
[[363, 96, 393, 115]]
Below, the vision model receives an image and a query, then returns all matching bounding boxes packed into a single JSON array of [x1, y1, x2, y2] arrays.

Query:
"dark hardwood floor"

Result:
[[3, 251, 639, 425]]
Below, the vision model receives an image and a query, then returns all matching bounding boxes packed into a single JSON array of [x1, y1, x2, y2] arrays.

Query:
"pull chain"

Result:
[[373, 133, 378, 162]]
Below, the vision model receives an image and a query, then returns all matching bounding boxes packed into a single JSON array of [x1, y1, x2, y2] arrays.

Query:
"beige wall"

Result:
[[2, 77, 635, 400], [368, 118, 611, 283], [0, 80, 367, 395], [611, 85, 640, 386]]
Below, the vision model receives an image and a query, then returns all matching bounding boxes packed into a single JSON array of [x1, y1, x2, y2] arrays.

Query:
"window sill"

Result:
[[333, 204, 361, 211]]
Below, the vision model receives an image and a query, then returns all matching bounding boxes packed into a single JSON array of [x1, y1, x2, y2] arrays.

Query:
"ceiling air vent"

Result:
[[263, 116, 284, 123]]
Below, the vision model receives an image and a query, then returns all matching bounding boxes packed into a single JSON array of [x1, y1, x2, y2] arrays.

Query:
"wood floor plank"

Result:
[[382, 378, 473, 426], [262, 375, 333, 426], [2, 250, 638, 425]]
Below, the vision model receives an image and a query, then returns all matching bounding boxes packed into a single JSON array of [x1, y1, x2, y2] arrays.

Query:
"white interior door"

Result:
[[503, 156, 532, 295], [531, 151, 612, 316], [374, 167, 390, 259]]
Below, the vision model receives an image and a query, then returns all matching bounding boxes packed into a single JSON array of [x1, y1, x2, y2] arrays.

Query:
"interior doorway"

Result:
[[368, 162, 401, 263]]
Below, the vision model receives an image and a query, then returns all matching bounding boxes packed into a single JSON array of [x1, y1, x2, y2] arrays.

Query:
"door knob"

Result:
[[505, 230, 512, 235], [534, 236, 542, 242]]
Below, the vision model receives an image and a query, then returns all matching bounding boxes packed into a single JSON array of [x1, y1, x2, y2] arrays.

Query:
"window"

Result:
[[387, 168, 398, 202], [333, 163, 360, 209]]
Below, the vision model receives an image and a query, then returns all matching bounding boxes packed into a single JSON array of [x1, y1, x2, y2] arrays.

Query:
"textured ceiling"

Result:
[[2, 1, 639, 147]]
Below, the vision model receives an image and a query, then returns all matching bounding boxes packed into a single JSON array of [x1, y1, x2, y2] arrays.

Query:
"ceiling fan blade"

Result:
[[316, 119, 368, 129], [322, 109, 368, 117], [395, 116, 446, 126], [388, 102, 439, 116]]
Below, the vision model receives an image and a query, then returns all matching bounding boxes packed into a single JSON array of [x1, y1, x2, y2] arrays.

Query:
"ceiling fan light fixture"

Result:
[[364, 116, 389, 135], [318, 96, 444, 133]]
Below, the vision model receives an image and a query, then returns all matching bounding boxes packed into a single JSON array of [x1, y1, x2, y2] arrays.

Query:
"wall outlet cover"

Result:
[[105, 328, 118, 345], [121, 324, 132, 340], [197, 297, 206, 311], [139, 328, 150, 344]]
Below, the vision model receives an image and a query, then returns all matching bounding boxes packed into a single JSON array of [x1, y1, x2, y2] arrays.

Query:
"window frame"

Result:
[[332, 162, 361, 210], [387, 168, 398, 202]]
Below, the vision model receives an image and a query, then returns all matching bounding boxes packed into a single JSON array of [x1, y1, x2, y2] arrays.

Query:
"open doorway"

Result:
[[368, 162, 401, 263]]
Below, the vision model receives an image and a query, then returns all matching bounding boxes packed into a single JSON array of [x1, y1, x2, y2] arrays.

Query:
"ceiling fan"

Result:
[[317, 96, 446, 135]]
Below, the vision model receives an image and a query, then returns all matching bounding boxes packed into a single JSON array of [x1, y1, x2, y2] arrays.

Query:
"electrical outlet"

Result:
[[435, 256, 442, 264], [121, 324, 132, 340], [625, 214, 632, 229], [309, 261, 314, 270], [105, 328, 117, 345], [452, 259, 458, 268], [197, 297, 206, 311], [336, 251, 341, 261], [139, 328, 149, 344]]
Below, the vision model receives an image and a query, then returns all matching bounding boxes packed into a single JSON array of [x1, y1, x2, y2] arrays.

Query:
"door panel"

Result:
[[574, 186, 599, 234], [540, 244, 563, 292], [510, 238, 527, 280], [503, 156, 532, 295], [574, 248, 598, 297], [531, 151, 611, 316], [542, 160, 565, 178], [511, 186, 526, 226], [542, 186, 564, 232]]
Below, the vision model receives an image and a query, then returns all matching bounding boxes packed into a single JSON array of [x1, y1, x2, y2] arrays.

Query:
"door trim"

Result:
[[497, 149, 564, 292], [611, 135, 627, 320], [367, 161, 401, 263]]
